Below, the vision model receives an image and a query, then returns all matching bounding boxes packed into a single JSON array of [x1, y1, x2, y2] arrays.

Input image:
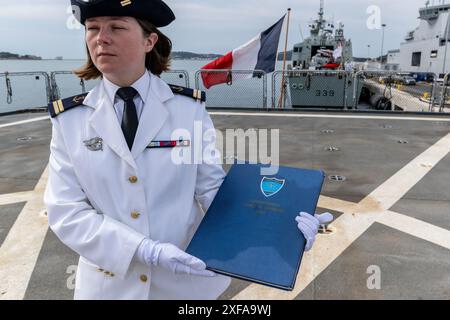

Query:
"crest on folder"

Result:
[[260, 177, 285, 198]]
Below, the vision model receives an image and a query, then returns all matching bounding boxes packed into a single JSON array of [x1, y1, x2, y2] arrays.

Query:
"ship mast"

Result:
[[310, 0, 325, 37], [317, 0, 325, 33], [319, 0, 324, 25]]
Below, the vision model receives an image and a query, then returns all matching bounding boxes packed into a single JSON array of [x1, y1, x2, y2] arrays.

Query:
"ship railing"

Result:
[[439, 73, 450, 113], [50, 71, 99, 101], [195, 69, 267, 110], [353, 70, 398, 110], [160, 70, 190, 88], [0, 71, 51, 114], [273, 70, 353, 109], [353, 70, 438, 112], [2, 69, 450, 115], [49, 70, 190, 101], [428, 74, 439, 112]]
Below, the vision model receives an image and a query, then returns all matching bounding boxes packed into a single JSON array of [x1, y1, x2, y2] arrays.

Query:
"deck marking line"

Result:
[[368, 132, 450, 211], [0, 166, 49, 300], [0, 191, 34, 206], [0, 116, 50, 129], [210, 111, 450, 122], [377, 210, 450, 250], [1, 134, 448, 300], [232, 133, 450, 300]]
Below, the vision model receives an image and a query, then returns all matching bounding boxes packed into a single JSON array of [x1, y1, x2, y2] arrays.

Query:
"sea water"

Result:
[[0, 59, 283, 113]]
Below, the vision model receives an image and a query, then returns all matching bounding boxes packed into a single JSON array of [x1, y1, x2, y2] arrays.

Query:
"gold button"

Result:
[[131, 211, 141, 219], [104, 271, 111, 276], [110, 273, 115, 277], [129, 176, 138, 183], [97, 268, 104, 273], [140, 275, 148, 283]]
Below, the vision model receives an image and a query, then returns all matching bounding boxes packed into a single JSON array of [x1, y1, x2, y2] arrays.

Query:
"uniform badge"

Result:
[[261, 177, 285, 198], [83, 137, 103, 151]]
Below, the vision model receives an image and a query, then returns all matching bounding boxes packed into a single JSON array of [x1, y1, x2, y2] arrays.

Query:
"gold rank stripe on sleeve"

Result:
[[193, 89, 200, 101], [120, 0, 132, 7], [52, 100, 64, 116], [48, 93, 88, 118], [52, 101, 58, 116], [168, 84, 206, 103], [195, 89, 205, 102], [58, 100, 64, 114]]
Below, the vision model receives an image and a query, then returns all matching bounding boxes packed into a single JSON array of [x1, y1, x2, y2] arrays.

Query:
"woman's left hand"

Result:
[[295, 212, 334, 251]]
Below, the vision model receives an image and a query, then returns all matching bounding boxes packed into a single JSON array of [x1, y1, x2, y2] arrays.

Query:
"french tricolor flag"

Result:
[[201, 15, 286, 89]]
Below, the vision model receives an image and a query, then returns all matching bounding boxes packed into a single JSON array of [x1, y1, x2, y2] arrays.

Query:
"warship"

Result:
[[388, 0, 450, 78], [287, 0, 363, 109]]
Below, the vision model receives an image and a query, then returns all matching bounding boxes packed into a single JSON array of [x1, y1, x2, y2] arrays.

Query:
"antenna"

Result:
[[319, 0, 324, 19], [298, 24, 305, 41], [318, 0, 325, 27]]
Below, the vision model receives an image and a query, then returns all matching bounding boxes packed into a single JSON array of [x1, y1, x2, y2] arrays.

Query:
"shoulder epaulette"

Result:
[[168, 84, 206, 102], [48, 93, 88, 118]]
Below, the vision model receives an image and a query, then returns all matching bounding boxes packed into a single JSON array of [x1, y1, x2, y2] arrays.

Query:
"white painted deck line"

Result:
[[378, 210, 450, 250], [0, 116, 49, 129], [318, 196, 356, 213], [232, 133, 450, 300], [0, 166, 49, 300], [210, 111, 450, 122], [0, 132, 448, 300], [0, 191, 34, 206], [231, 198, 381, 300], [366, 133, 450, 211]]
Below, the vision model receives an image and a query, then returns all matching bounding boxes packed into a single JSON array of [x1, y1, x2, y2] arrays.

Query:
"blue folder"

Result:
[[186, 163, 325, 291]]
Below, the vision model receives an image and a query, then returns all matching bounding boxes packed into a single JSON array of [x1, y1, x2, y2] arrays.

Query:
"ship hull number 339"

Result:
[[315, 89, 335, 97]]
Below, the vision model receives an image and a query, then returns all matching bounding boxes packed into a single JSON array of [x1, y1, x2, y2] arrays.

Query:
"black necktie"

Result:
[[117, 87, 139, 151]]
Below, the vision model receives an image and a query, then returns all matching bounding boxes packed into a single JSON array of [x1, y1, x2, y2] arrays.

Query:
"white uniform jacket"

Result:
[[44, 72, 231, 300]]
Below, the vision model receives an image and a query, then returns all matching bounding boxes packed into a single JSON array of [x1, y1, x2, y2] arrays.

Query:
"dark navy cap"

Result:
[[71, 0, 175, 27]]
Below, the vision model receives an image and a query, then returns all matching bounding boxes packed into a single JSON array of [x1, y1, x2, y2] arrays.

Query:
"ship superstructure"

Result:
[[391, 0, 450, 77]]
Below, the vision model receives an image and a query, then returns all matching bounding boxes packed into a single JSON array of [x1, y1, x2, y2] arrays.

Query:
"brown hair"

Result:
[[74, 18, 172, 80]]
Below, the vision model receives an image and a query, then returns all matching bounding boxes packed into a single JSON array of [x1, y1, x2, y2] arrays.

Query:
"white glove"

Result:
[[135, 239, 216, 277], [295, 212, 334, 251]]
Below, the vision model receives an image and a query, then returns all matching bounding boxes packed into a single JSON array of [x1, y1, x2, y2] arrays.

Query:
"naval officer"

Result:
[[44, 0, 333, 300]]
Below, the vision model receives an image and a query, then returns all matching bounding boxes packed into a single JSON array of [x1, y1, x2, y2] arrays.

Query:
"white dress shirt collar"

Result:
[[102, 70, 150, 105]]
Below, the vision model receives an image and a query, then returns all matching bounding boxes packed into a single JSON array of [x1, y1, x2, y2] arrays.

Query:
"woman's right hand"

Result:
[[136, 239, 216, 277]]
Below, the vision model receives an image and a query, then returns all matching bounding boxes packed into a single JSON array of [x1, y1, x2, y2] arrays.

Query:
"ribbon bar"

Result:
[[147, 140, 191, 149]]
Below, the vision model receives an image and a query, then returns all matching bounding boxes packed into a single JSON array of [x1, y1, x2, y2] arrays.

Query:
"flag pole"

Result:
[[278, 8, 291, 109]]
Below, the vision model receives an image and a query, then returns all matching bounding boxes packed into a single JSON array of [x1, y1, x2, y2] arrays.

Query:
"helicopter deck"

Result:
[[0, 109, 449, 300]]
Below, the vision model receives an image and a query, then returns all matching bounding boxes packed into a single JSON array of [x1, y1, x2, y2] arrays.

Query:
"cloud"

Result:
[[0, 0, 431, 58], [165, 0, 427, 55], [0, 2, 67, 21]]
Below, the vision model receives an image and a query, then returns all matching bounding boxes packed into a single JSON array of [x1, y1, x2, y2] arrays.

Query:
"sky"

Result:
[[0, 0, 433, 59]]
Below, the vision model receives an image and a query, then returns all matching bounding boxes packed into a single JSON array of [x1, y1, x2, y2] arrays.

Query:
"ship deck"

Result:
[[0, 109, 449, 300]]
